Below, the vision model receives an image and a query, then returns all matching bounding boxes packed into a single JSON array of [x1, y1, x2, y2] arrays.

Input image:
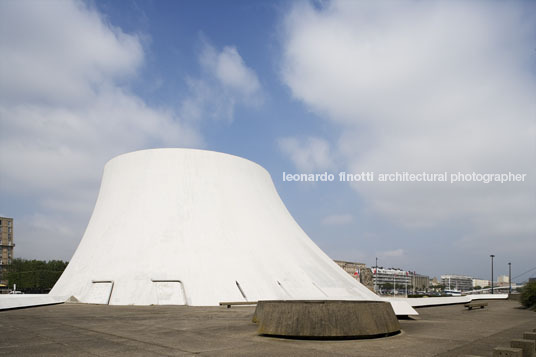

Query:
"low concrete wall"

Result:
[[493, 347, 523, 357], [254, 300, 400, 339], [510, 339, 535, 357], [0, 294, 67, 310], [524, 332, 536, 341]]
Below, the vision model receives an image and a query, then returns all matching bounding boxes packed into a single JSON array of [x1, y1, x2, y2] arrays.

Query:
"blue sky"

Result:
[[1, 0, 535, 281]]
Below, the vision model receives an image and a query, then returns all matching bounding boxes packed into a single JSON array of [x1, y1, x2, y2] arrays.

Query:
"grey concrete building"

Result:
[[334, 260, 374, 291], [441, 274, 473, 291], [411, 273, 430, 292], [0, 217, 14, 285]]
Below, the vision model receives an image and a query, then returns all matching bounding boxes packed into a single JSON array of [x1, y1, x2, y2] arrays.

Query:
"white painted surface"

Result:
[[154, 281, 186, 305], [51, 149, 387, 309], [0, 294, 67, 310], [382, 299, 419, 315], [394, 296, 471, 307], [83, 282, 113, 304]]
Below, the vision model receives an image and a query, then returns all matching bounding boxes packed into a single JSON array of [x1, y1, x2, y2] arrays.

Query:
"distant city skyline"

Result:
[[0, 0, 534, 280]]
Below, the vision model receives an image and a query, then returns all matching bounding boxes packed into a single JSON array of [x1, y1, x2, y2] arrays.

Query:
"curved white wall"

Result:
[[51, 149, 380, 306]]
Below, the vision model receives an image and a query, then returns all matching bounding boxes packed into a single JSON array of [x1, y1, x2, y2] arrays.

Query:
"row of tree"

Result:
[[3, 258, 68, 293]]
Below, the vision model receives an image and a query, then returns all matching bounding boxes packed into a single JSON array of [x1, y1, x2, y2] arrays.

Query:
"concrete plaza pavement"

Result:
[[0, 299, 534, 356]]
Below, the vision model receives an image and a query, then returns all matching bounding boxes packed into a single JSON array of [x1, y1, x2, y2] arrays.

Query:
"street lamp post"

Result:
[[508, 262, 511, 295], [490, 254, 495, 294], [374, 257, 378, 293], [405, 272, 408, 298], [393, 272, 396, 297]]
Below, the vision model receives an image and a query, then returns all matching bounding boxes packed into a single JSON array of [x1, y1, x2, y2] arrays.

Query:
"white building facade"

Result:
[[372, 268, 411, 295], [441, 275, 473, 291], [472, 278, 490, 288]]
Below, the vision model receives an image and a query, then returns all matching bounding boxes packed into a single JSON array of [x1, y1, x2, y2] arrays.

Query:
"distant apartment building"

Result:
[[373, 268, 411, 293], [0, 217, 15, 284], [472, 278, 490, 288], [441, 274, 473, 291], [497, 275, 509, 286], [497, 275, 509, 283], [412, 273, 430, 291]]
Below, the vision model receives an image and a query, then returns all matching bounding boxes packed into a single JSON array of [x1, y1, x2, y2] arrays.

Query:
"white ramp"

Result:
[[0, 294, 67, 310], [386, 293, 509, 308]]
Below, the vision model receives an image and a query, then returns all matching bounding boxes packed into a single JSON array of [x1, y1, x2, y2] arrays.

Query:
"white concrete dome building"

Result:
[[51, 149, 382, 306]]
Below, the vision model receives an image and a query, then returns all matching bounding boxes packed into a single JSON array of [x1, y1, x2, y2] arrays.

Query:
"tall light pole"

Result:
[[374, 257, 378, 293], [393, 272, 396, 296], [508, 262, 511, 294], [490, 254, 495, 294]]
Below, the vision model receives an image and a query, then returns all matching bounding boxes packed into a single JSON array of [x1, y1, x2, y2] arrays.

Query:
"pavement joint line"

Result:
[[54, 323, 198, 355], [1, 324, 102, 357], [19, 313, 200, 355], [437, 319, 536, 356]]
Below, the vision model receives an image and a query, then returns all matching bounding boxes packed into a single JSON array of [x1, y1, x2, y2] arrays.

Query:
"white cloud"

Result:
[[182, 41, 263, 122], [281, 1, 536, 252], [381, 249, 405, 258], [0, 0, 142, 107], [322, 214, 353, 225], [201, 45, 261, 97], [0, 0, 201, 259], [278, 136, 335, 172]]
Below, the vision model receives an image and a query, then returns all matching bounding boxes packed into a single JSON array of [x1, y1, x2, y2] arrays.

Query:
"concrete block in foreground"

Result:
[[493, 347, 523, 357], [524, 332, 536, 341], [510, 339, 535, 357], [254, 300, 400, 339]]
